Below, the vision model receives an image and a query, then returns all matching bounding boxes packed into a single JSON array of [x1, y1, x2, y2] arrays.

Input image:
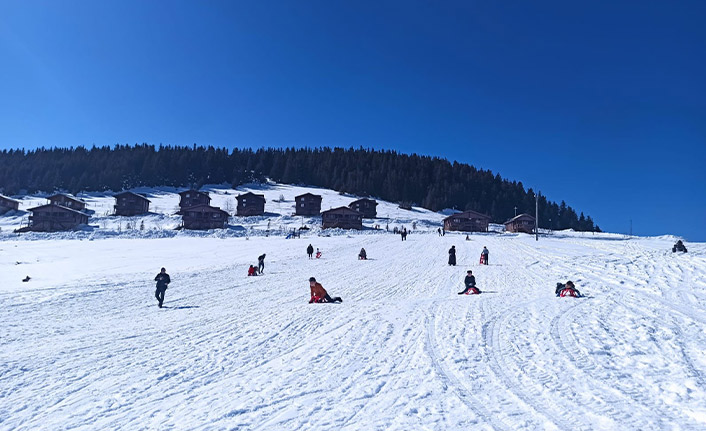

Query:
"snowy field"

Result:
[[2, 228, 706, 430]]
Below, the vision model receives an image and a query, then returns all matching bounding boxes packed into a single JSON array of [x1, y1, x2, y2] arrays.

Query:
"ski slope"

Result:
[[2, 229, 705, 430]]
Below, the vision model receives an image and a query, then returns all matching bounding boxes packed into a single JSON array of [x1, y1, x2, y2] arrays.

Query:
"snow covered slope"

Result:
[[2, 228, 705, 430]]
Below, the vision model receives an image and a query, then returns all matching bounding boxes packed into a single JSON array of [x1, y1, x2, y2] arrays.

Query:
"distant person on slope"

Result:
[[258, 253, 266, 273], [672, 240, 688, 253], [154, 267, 171, 308], [307, 244, 314, 259], [308, 277, 342, 303], [481, 246, 489, 265], [248, 265, 259, 276], [556, 281, 581, 297], [448, 245, 457, 266], [316, 248, 322, 259], [438, 227, 442, 236], [458, 270, 480, 295], [358, 248, 367, 260], [401, 228, 407, 241]]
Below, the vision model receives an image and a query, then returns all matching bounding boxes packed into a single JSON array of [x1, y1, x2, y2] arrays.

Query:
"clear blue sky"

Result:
[[1, 1, 705, 240]]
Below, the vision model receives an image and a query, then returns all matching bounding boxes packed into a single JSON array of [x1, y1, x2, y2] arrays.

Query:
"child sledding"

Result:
[[555, 281, 582, 297], [458, 270, 481, 295], [308, 277, 342, 303], [358, 248, 367, 260]]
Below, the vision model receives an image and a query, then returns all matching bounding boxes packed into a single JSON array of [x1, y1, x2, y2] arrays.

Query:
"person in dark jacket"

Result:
[[154, 267, 171, 308], [672, 240, 688, 253], [307, 244, 314, 259], [448, 245, 456, 266], [308, 277, 342, 303], [458, 270, 480, 294], [556, 281, 581, 297], [358, 248, 367, 260], [258, 253, 266, 273]]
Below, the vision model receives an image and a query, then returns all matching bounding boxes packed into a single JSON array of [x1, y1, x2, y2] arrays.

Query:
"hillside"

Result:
[[1, 223, 704, 430], [0, 146, 598, 231]]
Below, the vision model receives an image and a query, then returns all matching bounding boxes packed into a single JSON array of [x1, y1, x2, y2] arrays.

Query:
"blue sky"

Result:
[[1, 1, 705, 240]]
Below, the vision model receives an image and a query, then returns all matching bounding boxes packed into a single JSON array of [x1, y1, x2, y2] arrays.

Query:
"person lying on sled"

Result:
[[458, 270, 481, 294], [556, 280, 581, 297]]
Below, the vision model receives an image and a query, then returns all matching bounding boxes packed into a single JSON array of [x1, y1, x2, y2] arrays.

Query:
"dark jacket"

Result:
[[307, 245, 314, 254], [258, 254, 266, 263], [155, 273, 170, 289], [448, 247, 456, 264], [465, 275, 476, 288], [481, 247, 489, 256]]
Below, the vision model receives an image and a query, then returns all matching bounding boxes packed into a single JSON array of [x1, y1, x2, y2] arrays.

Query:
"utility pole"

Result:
[[535, 191, 539, 242], [514, 206, 517, 217], [630, 219, 632, 237]]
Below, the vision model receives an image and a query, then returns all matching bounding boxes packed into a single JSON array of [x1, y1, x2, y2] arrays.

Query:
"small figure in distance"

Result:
[[480, 246, 489, 265], [316, 248, 322, 259], [448, 245, 456, 266], [556, 280, 582, 297], [258, 253, 266, 273], [307, 244, 314, 259], [248, 265, 260, 276], [672, 240, 688, 253], [308, 277, 342, 303], [358, 248, 367, 260], [22, 275, 31, 282], [154, 267, 171, 308]]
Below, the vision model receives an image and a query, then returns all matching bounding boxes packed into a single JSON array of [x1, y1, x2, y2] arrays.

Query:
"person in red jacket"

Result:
[[248, 265, 259, 276], [309, 277, 342, 303]]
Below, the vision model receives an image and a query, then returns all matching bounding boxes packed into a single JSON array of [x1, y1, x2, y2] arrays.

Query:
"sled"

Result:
[[465, 287, 481, 295], [559, 288, 579, 298], [315, 252, 322, 259], [479, 255, 487, 265]]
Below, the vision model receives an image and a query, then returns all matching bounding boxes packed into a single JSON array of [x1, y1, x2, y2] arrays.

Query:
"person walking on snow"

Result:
[[401, 228, 407, 241], [307, 244, 314, 259], [154, 267, 171, 308], [438, 227, 442, 236], [481, 246, 489, 265], [258, 253, 266, 273], [448, 245, 457, 266], [458, 270, 480, 294], [309, 277, 342, 303]]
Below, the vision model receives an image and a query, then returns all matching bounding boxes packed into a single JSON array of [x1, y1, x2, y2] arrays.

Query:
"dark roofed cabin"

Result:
[[48, 193, 86, 211], [348, 198, 378, 218], [25, 204, 90, 232], [295, 193, 322, 216], [178, 204, 229, 230], [178, 190, 211, 209], [0, 194, 20, 215], [443, 210, 491, 232], [114, 191, 150, 216], [322, 206, 363, 230], [504, 213, 536, 234], [236, 192, 266, 216]]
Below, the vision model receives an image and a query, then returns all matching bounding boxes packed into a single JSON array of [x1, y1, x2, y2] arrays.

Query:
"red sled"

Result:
[[479, 255, 487, 265], [466, 287, 481, 295], [560, 288, 579, 298]]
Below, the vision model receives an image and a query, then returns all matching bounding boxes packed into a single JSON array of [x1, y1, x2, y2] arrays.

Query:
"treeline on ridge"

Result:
[[0, 145, 598, 231]]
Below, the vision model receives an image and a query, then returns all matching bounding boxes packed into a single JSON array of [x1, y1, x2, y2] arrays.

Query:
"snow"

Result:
[[2, 184, 706, 430]]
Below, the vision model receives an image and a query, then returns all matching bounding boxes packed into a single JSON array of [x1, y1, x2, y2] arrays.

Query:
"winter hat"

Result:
[[467, 270, 473, 274], [309, 277, 316, 282]]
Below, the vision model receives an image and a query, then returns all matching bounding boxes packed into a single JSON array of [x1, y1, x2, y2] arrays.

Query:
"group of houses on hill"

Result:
[[1, 190, 536, 234]]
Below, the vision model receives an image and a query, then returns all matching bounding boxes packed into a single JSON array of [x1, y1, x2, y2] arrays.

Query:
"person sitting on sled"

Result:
[[315, 248, 322, 259], [248, 265, 259, 276], [672, 240, 688, 253], [358, 248, 367, 260], [556, 280, 581, 297], [458, 270, 481, 294], [309, 277, 342, 303]]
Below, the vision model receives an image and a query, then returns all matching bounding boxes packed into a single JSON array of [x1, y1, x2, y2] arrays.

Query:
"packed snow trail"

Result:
[[1, 233, 705, 430]]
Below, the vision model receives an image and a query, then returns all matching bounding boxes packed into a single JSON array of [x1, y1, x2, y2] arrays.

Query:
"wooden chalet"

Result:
[[48, 193, 86, 211], [114, 191, 150, 216], [321, 206, 363, 230], [24, 204, 90, 232], [443, 210, 491, 232], [236, 192, 266, 216], [348, 198, 378, 218], [504, 213, 536, 234], [295, 193, 322, 216], [0, 194, 20, 215], [178, 204, 229, 230], [178, 190, 211, 209]]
